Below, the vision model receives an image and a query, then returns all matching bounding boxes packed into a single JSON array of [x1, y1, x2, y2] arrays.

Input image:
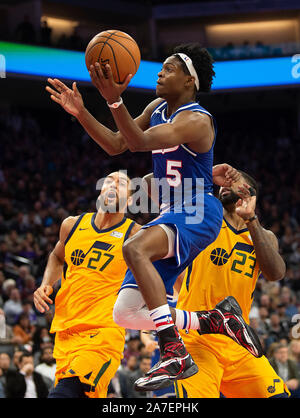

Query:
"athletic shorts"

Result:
[[53, 327, 125, 398], [120, 192, 223, 297], [175, 332, 290, 398]]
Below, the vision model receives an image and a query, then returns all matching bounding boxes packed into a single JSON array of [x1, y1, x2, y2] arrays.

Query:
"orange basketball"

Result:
[[85, 30, 141, 84]]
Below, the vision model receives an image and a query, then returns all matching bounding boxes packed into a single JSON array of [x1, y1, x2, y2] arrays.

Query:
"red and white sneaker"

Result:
[[197, 296, 264, 358], [134, 326, 198, 391]]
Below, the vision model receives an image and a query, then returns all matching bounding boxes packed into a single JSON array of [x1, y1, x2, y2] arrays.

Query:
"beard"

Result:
[[219, 190, 240, 208], [97, 195, 128, 213]]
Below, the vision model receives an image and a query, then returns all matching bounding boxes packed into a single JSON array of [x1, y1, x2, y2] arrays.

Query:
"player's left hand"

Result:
[[212, 164, 241, 187], [235, 184, 256, 221], [89, 62, 132, 104]]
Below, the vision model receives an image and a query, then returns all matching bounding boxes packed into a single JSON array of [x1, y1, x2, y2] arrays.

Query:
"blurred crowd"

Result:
[[2, 14, 299, 62], [0, 105, 299, 397]]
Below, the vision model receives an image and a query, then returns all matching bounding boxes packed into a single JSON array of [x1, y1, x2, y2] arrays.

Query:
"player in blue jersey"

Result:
[[46, 43, 263, 391]]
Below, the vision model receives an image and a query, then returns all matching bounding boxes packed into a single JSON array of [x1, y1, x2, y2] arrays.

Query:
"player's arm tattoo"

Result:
[[247, 219, 286, 282]]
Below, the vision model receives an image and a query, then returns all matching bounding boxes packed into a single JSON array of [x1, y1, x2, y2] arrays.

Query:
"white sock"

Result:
[[149, 304, 174, 332], [175, 309, 199, 330]]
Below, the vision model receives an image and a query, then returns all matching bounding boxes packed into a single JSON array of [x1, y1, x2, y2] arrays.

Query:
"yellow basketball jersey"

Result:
[[50, 213, 135, 333], [177, 217, 260, 324]]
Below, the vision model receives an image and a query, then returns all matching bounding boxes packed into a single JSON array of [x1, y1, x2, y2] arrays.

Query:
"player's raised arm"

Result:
[[89, 63, 213, 152], [33, 216, 77, 313], [212, 164, 242, 187], [236, 184, 286, 282], [45, 78, 157, 156]]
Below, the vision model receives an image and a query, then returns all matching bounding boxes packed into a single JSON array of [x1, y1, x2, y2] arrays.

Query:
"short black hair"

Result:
[[238, 170, 259, 199], [173, 43, 215, 93], [19, 351, 33, 363]]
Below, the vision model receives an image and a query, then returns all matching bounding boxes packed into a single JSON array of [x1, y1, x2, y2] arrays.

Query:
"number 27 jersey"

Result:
[[50, 213, 135, 333]]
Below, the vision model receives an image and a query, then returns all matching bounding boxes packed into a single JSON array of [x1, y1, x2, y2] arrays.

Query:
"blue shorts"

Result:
[[120, 193, 223, 297]]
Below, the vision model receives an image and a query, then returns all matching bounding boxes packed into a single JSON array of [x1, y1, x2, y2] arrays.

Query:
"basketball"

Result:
[[85, 30, 141, 84]]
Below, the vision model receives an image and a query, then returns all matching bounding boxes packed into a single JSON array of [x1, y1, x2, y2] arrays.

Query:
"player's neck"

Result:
[[94, 211, 125, 230], [165, 93, 196, 118], [223, 209, 247, 231]]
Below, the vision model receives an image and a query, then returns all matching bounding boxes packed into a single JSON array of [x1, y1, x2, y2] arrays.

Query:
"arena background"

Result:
[[0, 0, 300, 399]]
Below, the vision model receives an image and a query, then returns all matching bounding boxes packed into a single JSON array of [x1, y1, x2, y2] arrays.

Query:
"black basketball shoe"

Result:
[[197, 296, 263, 358], [134, 325, 198, 391]]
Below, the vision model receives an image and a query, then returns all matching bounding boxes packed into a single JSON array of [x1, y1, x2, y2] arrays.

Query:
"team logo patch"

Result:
[[110, 231, 123, 238], [267, 378, 281, 393], [70, 249, 85, 266], [210, 248, 230, 266]]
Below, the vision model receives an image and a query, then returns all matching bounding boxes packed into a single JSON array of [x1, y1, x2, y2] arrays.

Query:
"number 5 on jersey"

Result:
[[166, 160, 182, 187]]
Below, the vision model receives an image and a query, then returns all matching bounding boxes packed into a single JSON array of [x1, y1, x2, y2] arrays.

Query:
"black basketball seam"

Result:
[[85, 30, 118, 64], [97, 36, 138, 72], [87, 35, 138, 72], [105, 41, 121, 83], [96, 30, 118, 67]]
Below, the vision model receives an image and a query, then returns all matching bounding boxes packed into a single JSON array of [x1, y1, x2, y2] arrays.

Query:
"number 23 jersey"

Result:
[[50, 213, 135, 333], [177, 217, 260, 326]]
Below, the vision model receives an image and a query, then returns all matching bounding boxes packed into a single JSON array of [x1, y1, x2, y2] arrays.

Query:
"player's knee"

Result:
[[113, 294, 134, 328], [122, 237, 144, 267]]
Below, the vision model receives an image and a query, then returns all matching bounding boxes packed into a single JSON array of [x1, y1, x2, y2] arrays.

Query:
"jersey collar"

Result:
[[91, 213, 127, 233], [223, 217, 248, 235]]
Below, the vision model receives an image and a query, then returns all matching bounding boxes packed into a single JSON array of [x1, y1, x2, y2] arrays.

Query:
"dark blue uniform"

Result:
[[120, 100, 223, 298]]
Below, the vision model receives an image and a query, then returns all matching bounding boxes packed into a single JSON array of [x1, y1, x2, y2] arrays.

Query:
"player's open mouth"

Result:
[[107, 191, 117, 199]]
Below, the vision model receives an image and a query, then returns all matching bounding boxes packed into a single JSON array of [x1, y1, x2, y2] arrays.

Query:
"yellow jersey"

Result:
[[177, 217, 260, 325], [50, 212, 136, 333]]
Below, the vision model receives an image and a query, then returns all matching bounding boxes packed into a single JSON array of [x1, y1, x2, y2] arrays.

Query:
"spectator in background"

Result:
[[122, 335, 141, 366], [13, 313, 35, 346], [35, 346, 56, 390], [265, 312, 290, 351], [3, 288, 23, 325], [127, 355, 152, 398], [32, 326, 53, 355], [0, 309, 23, 356], [12, 349, 24, 371], [5, 351, 48, 398], [15, 15, 36, 45], [0, 352, 13, 397], [40, 20, 52, 46], [288, 340, 300, 374], [1, 279, 17, 303], [280, 287, 298, 319], [269, 343, 300, 397]]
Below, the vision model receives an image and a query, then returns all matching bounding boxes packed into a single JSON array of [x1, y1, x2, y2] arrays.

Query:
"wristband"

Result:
[[107, 97, 123, 109], [245, 214, 257, 224]]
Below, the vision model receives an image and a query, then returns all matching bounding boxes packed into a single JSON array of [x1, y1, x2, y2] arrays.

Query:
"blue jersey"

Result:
[[120, 100, 223, 299], [150, 100, 216, 210]]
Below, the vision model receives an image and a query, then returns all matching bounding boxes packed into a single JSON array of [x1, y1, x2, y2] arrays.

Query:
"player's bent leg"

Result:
[[113, 288, 154, 330], [122, 226, 198, 391], [48, 376, 88, 398], [122, 226, 170, 309]]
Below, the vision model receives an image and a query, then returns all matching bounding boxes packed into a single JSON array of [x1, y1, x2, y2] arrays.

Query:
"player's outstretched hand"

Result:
[[34, 285, 53, 313], [235, 184, 256, 220], [89, 62, 132, 104], [46, 78, 84, 117], [212, 163, 241, 187]]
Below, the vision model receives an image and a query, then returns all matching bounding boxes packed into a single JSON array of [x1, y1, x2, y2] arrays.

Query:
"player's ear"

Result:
[[185, 75, 195, 90]]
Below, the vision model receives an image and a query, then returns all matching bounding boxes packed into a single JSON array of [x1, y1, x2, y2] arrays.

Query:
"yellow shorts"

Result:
[[176, 333, 290, 398], [53, 327, 125, 398]]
